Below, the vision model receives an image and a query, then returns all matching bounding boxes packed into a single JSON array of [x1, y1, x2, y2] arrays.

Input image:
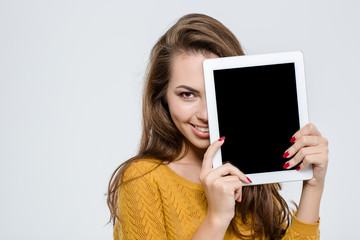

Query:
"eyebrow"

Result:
[[175, 85, 200, 94]]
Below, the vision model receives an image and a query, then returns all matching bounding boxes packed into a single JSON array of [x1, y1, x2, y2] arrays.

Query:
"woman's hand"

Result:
[[200, 137, 251, 225], [283, 123, 329, 189], [282, 123, 329, 223]]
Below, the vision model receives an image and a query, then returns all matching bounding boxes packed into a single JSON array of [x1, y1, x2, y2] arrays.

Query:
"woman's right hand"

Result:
[[200, 137, 251, 224]]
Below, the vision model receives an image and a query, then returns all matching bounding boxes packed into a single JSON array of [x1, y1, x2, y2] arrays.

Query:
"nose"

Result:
[[197, 98, 208, 123]]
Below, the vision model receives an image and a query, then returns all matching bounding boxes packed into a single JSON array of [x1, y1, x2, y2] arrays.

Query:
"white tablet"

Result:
[[203, 51, 313, 186]]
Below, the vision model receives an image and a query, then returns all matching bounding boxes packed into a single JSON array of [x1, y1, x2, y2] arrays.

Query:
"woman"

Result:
[[107, 13, 328, 239]]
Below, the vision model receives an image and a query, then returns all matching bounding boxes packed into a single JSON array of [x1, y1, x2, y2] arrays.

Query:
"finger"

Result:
[[202, 137, 225, 173], [233, 180, 243, 202], [296, 152, 328, 171], [283, 136, 328, 159], [234, 187, 242, 202], [209, 163, 251, 184], [219, 176, 243, 201], [290, 123, 322, 143], [283, 145, 327, 169], [222, 175, 243, 184], [236, 193, 242, 202]]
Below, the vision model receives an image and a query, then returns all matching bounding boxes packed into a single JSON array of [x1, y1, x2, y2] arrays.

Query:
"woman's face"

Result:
[[166, 52, 219, 150]]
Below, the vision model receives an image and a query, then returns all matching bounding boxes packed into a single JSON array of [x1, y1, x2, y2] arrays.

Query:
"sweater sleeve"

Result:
[[113, 162, 167, 240], [281, 211, 320, 240]]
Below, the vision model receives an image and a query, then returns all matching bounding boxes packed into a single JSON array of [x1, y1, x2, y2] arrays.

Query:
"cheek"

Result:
[[168, 99, 194, 124]]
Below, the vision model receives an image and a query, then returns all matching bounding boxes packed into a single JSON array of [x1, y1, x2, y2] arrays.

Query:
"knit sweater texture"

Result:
[[113, 159, 320, 239]]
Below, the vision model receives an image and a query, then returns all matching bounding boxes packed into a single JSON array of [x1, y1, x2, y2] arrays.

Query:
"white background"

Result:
[[1, 0, 359, 239]]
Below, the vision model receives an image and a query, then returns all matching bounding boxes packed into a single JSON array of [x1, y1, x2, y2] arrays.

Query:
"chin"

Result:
[[190, 138, 210, 150]]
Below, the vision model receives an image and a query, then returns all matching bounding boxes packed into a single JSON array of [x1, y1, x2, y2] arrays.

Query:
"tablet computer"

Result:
[[203, 51, 313, 185]]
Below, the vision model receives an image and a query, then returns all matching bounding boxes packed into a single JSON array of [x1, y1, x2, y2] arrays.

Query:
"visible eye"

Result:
[[180, 92, 195, 99]]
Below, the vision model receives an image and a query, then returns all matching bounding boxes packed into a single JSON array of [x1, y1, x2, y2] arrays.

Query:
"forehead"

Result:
[[169, 53, 218, 88]]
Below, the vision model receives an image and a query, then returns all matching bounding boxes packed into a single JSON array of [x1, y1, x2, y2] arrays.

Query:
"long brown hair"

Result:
[[107, 13, 291, 239]]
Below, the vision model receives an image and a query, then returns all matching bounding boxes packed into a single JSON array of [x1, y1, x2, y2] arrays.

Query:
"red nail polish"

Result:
[[246, 177, 252, 183], [218, 136, 225, 141], [283, 151, 289, 158], [283, 162, 290, 169], [290, 136, 296, 143], [296, 166, 301, 171]]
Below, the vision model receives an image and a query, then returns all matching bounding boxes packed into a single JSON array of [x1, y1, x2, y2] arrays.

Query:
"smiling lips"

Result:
[[190, 123, 209, 138]]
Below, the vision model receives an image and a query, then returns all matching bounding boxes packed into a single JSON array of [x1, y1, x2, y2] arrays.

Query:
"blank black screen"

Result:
[[214, 63, 300, 174]]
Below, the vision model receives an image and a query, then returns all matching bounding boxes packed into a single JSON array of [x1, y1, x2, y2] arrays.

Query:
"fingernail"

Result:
[[296, 166, 301, 171], [218, 136, 225, 141], [283, 151, 289, 158], [246, 177, 252, 183], [290, 136, 296, 143], [283, 162, 290, 169]]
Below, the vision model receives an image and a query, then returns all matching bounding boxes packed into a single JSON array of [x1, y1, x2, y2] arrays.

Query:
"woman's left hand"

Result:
[[283, 123, 329, 189]]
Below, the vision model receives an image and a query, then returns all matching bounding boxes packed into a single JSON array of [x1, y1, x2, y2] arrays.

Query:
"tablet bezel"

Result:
[[203, 51, 313, 186]]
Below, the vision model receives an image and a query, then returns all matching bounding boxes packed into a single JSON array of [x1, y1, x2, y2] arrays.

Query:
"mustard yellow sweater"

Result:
[[114, 159, 320, 239]]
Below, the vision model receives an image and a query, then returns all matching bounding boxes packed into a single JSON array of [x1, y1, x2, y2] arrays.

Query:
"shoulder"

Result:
[[122, 158, 164, 182]]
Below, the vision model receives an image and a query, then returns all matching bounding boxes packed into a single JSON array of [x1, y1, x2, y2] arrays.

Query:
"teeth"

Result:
[[194, 125, 209, 132]]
